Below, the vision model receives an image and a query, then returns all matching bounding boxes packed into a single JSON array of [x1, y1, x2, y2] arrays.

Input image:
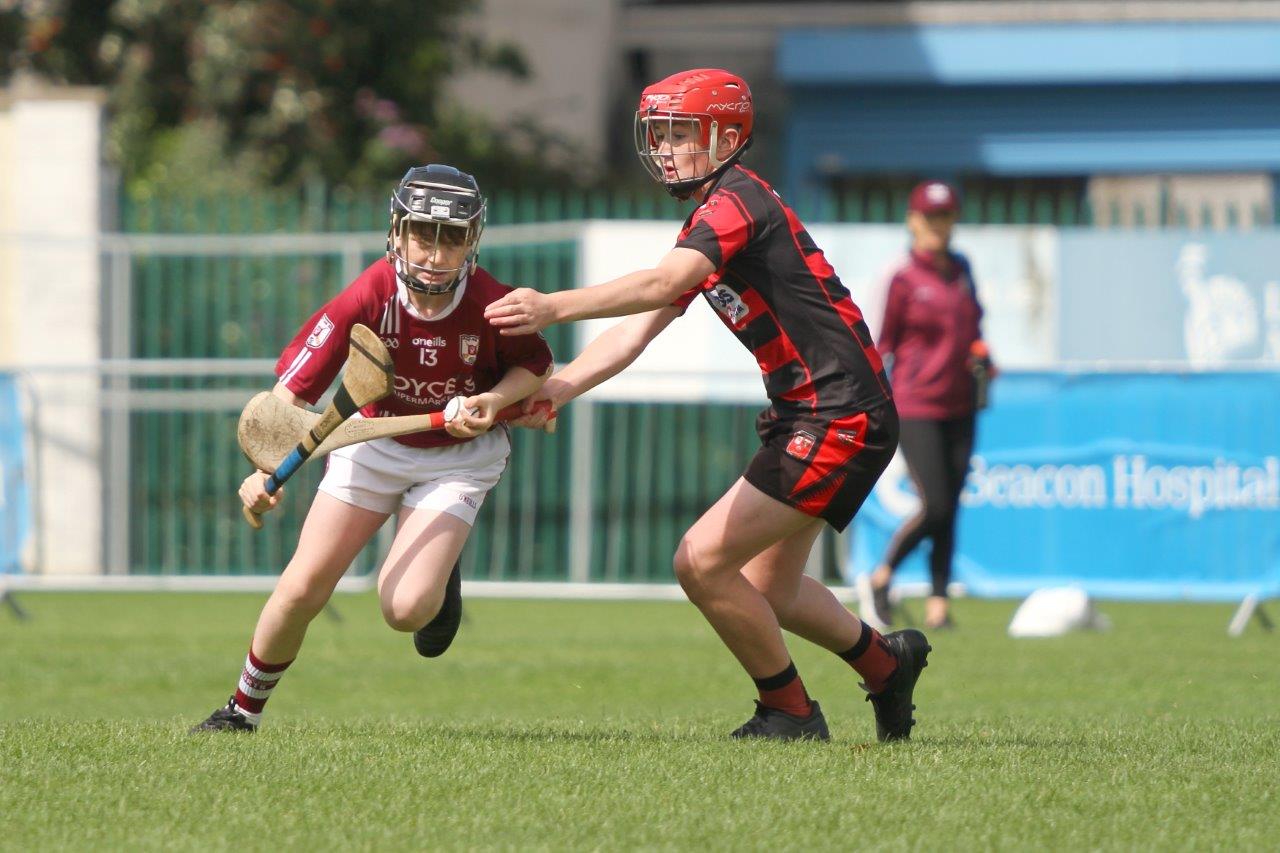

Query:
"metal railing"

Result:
[[10, 362, 769, 583], [121, 183, 1279, 233], [6, 225, 783, 584]]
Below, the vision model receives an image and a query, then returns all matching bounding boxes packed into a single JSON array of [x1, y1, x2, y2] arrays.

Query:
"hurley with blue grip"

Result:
[[242, 323, 394, 529]]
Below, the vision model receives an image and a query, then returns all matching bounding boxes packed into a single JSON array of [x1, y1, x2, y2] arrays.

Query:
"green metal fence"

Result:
[[122, 380, 761, 583], [116, 181, 1275, 583], [119, 233, 584, 579], [112, 212, 767, 582], [122, 183, 1278, 233], [121, 186, 690, 234]]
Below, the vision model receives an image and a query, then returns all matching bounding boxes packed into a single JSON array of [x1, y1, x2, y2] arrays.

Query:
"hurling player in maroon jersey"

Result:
[[194, 165, 551, 732], [486, 70, 931, 742]]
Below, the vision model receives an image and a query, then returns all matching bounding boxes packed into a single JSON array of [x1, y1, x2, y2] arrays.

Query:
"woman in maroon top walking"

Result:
[[862, 181, 992, 630]]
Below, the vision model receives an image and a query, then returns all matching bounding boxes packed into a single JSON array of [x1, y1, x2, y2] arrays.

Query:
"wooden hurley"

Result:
[[238, 390, 557, 475], [240, 323, 394, 529]]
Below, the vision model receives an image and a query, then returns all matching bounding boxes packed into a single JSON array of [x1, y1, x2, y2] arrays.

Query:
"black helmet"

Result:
[[386, 164, 486, 295]]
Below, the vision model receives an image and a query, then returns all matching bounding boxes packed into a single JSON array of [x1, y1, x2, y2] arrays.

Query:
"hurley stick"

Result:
[[238, 392, 557, 475], [241, 323, 394, 529]]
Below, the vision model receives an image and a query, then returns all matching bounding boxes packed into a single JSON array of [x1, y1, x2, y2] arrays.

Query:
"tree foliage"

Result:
[[1, 0, 575, 194]]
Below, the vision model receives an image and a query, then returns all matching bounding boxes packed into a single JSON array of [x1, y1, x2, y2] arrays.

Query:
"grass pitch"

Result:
[[1, 592, 1276, 851]]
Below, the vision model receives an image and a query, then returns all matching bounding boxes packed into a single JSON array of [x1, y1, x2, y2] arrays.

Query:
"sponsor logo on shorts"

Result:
[[459, 494, 478, 510], [459, 334, 480, 365], [786, 430, 817, 460], [306, 314, 335, 349]]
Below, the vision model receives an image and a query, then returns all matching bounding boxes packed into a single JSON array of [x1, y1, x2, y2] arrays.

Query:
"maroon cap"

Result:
[[908, 181, 960, 215]]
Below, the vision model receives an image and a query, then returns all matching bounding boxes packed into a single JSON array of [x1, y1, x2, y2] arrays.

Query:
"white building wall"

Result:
[[444, 0, 621, 176], [0, 81, 106, 574]]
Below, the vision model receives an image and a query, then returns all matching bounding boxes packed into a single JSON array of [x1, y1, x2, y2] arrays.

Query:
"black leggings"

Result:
[[881, 415, 975, 598]]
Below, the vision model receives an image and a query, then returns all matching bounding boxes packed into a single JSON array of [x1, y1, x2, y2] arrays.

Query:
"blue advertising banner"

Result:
[[850, 372, 1280, 601], [0, 373, 28, 574]]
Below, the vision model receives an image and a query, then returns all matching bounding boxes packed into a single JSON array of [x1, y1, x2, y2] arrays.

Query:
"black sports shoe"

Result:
[[864, 629, 932, 742], [190, 697, 257, 733], [730, 700, 831, 741], [413, 560, 462, 658]]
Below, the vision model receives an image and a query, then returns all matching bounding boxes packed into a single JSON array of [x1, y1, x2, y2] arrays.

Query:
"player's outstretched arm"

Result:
[[510, 307, 680, 431], [485, 249, 713, 335]]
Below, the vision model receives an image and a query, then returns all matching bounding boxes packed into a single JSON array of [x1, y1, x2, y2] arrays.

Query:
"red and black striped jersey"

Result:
[[673, 165, 892, 416]]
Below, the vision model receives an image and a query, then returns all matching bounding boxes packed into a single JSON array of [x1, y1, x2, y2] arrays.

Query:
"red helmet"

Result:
[[634, 68, 754, 198]]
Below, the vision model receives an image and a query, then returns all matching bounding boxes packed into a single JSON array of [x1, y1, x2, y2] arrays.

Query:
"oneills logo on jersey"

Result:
[[786, 430, 817, 461], [306, 314, 335, 349], [707, 284, 749, 325], [459, 334, 480, 365], [836, 429, 860, 446]]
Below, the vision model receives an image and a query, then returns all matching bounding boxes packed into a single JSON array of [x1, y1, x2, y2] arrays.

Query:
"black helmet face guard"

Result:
[[386, 168, 486, 295]]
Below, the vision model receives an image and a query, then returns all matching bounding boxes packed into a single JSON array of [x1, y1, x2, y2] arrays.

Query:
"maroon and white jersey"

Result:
[[878, 248, 983, 420], [276, 260, 553, 448]]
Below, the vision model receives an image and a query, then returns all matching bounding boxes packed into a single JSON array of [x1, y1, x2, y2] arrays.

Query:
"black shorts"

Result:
[[743, 404, 899, 532]]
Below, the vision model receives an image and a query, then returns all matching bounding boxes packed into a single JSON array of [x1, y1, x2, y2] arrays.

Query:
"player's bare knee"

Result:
[[381, 594, 442, 632], [270, 580, 330, 623], [672, 539, 721, 600]]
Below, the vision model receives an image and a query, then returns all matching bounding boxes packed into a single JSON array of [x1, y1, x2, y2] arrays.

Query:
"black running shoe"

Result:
[[730, 700, 831, 741], [190, 697, 257, 733], [864, 629, 932, 742], [413, 560, 462, 658]]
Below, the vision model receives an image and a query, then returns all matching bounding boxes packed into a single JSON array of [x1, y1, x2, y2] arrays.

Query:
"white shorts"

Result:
[[317, 426, 510, 524]]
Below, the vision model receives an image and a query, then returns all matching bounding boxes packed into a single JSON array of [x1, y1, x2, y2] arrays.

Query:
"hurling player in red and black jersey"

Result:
[[486, 69, 931, 742], [194, 165, 551, 732]]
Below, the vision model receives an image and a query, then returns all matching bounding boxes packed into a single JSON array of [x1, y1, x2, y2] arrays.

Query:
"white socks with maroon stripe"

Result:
[[232, 649, 293, 726]]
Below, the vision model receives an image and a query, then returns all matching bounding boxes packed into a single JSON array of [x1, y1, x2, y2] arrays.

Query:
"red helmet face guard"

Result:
[[633, 69, 754, 198]]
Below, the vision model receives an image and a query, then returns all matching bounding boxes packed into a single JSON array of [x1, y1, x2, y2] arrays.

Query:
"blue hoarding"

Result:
[[850, 372, 1280, 601], [0, 373, 28, 574]]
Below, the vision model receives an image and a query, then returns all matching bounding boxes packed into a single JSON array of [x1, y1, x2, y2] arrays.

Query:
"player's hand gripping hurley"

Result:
[[240, 324, 394, 529], [238, 392, 557, 475]]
